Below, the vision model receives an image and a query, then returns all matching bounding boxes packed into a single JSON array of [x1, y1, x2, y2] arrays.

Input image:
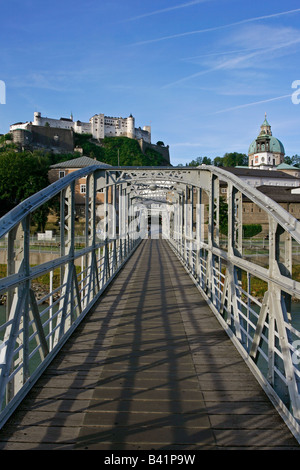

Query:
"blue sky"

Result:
[[0, 0, 300, 166]]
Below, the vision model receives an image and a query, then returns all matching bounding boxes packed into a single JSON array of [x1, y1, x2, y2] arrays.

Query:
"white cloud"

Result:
[[131, 8, 300, 45], [162, 25, 300, 88], [211, 94, 293, 114], [122, 0, 212, 22]]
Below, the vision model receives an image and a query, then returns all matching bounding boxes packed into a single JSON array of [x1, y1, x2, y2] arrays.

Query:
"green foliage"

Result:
[[183, 152, 248, 168], [213, 156, 223, 167], [73, 134, 165, 166], [0, 150, 51, 224], [0, 133, 12, 144], [0, 135, 167, 222], [219, 196, 228, 235], [243, 224, 262, 238], [0, 133, 17, 152], [218, 197, 262, 238], [284, 155, 300, 168], [221, 152, 248, 167], [187, 156, 212, 166]]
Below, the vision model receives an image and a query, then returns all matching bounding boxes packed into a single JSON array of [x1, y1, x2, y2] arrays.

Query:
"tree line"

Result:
[[180, 153, 300, 168]]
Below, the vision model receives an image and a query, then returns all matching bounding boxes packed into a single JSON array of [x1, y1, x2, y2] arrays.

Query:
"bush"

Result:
[[243, 224, 262, 238]]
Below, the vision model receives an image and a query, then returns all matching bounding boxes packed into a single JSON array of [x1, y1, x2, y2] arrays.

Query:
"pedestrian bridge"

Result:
[[0, 165, 300, 450]]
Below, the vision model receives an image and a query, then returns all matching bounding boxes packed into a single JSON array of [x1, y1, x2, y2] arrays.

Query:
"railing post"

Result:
[[54, 182, 76, 345], [112, 180, 117, 272], [195, 187, 201, 285]]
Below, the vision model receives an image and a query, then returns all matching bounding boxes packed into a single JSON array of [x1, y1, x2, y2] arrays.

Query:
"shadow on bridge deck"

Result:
[[0, 239, 299, 450]]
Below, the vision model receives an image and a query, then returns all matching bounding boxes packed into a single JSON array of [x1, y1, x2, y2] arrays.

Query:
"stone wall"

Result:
[[138, 139, 170, 164], [13, 125, 74, 152]]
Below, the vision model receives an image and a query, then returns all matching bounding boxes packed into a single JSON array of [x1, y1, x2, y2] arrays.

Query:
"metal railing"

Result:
[[0, 166, 141, 428], [167, 166, 300, 442], [0, 164, 300, 443]]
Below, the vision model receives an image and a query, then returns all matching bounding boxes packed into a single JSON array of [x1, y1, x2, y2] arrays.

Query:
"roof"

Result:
[[223, 167, 299, 179], [50, 156, 111, 169], [244, 185, 300, 203], [261, 116, 270, 127], [248, 135, 285, 155], [276, 163, 300, 171]]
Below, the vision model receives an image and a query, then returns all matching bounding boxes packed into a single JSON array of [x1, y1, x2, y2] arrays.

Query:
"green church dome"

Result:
[[248, 135, 285, 155]]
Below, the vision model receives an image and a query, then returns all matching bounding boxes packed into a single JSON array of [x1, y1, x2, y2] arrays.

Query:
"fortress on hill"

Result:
[[10, 111, 170, 163], [10, 111, 151, 143]]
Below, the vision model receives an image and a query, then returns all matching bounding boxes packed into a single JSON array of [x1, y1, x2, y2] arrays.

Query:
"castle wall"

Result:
[[135, 127, 151, 143], [74, 121, 92, 134], [33, 112, 73, 130], [13, 125, 74, 152], [138, 139, 170, 164], [12, 129, 33, 147], [10, 112, 156, 148]]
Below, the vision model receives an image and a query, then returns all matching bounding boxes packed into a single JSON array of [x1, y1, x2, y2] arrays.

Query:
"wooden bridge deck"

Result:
[[0, 239, 299, 450]]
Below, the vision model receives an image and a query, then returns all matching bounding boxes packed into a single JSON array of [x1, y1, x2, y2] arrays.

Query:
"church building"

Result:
[[248, 114, 285, 169]]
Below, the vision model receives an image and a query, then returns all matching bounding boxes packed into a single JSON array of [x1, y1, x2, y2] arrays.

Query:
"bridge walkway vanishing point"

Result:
[[0, 239, 299, 450]]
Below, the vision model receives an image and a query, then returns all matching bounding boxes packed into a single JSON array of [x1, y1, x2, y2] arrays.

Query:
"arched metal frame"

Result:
[[0, 165, 300, 441]]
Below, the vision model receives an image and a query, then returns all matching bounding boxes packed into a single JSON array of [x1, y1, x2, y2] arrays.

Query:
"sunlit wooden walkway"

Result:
[[0, 239, 299, 450]]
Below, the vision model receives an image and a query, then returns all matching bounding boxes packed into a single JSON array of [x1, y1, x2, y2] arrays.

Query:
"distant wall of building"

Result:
[[10, 111, 153, 146], [138, 139, 170, 164], [48, 167, 111, 204]]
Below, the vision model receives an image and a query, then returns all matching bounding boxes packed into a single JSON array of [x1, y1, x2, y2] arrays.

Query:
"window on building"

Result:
[[80, 184, 86, 194], [59, 171, 65, 178]]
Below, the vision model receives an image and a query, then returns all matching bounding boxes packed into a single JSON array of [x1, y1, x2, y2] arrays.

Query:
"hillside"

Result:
[[73, 134, 168, 167], [0, 132, 170, 221]]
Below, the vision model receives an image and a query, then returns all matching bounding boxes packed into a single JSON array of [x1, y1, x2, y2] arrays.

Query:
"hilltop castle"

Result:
[[9, 111, 170, 163], [10, 111, 152, 143]]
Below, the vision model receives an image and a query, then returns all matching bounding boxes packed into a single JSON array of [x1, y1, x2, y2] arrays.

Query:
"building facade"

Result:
[[48, 156, 112, 216], [10, 111, 151, 144]]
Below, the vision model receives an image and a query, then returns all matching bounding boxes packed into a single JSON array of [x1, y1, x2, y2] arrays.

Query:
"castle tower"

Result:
[[143, 125, 151, 143], [248, 114, 285, 169], [34, 111, 42, 126], [127, 114, 135, 139]]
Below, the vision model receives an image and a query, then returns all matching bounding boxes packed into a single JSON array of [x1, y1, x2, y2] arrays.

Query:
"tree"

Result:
[[187, 156, 212, 166], [219, 196, 228, 235], [284, 155, 300, 168], [0, 151, 50, 220], [213, 156, 223, 167], [222, 152, 248, 167]]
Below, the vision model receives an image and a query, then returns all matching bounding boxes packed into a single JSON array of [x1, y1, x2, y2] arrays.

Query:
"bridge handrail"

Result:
[[0, 164, 300, 444], [0, 165, 103, 239], [0, 165, 141, 428], [202, 165, 300, 241]]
